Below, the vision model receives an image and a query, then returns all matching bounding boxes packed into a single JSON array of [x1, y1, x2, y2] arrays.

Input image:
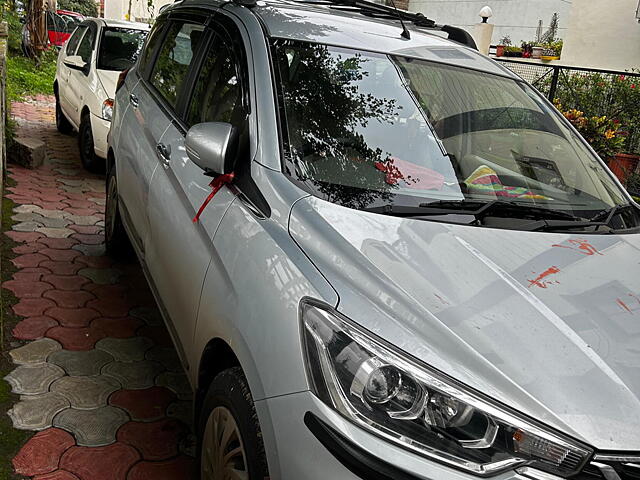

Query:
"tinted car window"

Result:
[[76, 26, 95, 63], [149, 21, 205, 109], [97, 28, 147, 71], [187, 34, 242, 127], [65, 25, 86, 55], [138, 19, 165, 76]]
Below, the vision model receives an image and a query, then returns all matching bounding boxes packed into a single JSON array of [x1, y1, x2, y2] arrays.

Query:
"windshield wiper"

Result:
[[589, 203, 636, 225], [366, 199, 583, 221]]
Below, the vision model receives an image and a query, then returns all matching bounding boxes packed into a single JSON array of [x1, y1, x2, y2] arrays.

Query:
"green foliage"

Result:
[[551, 71, 640, 153], [541, 12, 559, 44], [58, 0, 98, 17], [498, 35, 511, 46], [3, 8, 23, 53], [556, 101, 626, 159], [6, 49, 57, 102]]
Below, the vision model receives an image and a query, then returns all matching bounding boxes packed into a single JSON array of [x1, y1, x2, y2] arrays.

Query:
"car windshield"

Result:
[[97, 28, 147, 71], [273, 39, 636, 229]]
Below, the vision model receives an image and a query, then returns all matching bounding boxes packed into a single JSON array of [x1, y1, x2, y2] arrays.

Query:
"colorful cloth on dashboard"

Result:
[[464, 165, 551, 200]]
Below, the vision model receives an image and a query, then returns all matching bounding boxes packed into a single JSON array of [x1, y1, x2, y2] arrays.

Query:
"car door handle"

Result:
[[129, 93, 139, 109], [156, 142, 171, 167]]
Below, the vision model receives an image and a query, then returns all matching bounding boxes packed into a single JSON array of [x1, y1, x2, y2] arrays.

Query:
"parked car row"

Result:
[[56, 1, 640, 479]]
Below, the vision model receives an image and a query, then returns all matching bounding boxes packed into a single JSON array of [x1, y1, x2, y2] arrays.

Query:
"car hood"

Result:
[[96, 69, 120, 98], [289, 196, 640, 451]]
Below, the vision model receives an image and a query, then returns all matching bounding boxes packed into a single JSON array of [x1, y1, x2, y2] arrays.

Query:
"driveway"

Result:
[[2, 96, 195, 480]]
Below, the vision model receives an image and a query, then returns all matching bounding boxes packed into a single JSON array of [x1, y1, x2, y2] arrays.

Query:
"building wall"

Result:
[[103, 0, 172, 21], [407, 0, 572, 46], [561, 0, 640, 71]]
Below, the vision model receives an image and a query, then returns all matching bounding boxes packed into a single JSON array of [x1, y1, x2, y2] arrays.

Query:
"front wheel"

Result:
[[55, 92, 73, 135], [198, 367, 268, 480], [79, 113, 102, 172], [105, 165, 132, 258]]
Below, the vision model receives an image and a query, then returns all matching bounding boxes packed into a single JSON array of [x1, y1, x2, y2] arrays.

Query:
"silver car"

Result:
[[106, 0, 640, 479]]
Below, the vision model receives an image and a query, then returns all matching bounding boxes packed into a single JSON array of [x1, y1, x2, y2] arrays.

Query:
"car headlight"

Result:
[[301, 300, 593, 477], [102, 98, 114, 121]]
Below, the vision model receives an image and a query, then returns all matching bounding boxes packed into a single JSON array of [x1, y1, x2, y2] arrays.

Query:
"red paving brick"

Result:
[[39, 261, 85, 276], [13, 297, 57, 317], [42, 275, 90, 291], [70, 234, 104, 245], [43, 290, 96, 308], [110, 387, 177, 421], [117, 419, 186, 460], [60, 444, 140, 480], [13, 428, 75, 476], [38, 237, 79, 249], [91, 317, 143, 338], [127, 456, 195, 480], [12, 316, 59, 340], [87, 298, 134, 317], [4, 231, 45, 243], [12, 253, 49, 268], [13, 268, 52, 282], [45, 307, 101, 327], [13, 242, 45, 254], [2, 280, 53, 298], [33, 470, 80, 480], [46, 326, 107, 350], [73, 256, 113, 268], [40, 249, 82, 262]]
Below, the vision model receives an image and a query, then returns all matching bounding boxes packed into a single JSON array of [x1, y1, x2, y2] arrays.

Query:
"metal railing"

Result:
[[496, 58, 640, 154]]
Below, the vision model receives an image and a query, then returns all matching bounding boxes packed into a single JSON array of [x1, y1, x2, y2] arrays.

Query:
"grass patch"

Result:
[[6, 50, 57, 103], [0, 180, 32, 479]]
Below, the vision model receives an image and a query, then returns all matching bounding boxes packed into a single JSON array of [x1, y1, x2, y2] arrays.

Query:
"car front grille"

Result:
[[572, 456, 640, 480]]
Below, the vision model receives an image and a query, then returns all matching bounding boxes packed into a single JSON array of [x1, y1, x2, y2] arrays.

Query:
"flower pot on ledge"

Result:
[[608, 153, 640, 184]]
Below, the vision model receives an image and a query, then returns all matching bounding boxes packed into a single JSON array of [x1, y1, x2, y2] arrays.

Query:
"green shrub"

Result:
[[6, 49, 57, 102]]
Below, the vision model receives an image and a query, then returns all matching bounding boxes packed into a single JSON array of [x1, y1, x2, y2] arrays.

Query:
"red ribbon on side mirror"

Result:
[[193, 173, 235, 223]]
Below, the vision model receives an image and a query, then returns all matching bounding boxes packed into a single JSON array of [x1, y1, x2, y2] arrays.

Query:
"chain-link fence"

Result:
[[496, 58, 640, 155]]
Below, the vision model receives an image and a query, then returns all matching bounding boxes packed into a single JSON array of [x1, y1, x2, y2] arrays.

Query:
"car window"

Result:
[[97, 28, 147, 71], [76, 26, 95, 63], [138, 19, 165, 76], [149, 21, 205, 109], [187, 34, 243, 127], [65, 25, 86, 55]]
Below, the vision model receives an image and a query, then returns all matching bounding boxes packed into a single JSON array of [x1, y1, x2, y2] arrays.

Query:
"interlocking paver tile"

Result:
[[145, 347, 183, 373], [54, 406, 130, 446], [127, 455, 195, 480], [155, 372, 193, 401], [60, 443, 140, 480], [12, 316, 59, 340], [2, 280, 53, 298], [4, 230, 45, 243], [41, 274, 90, 291], [46, 325, 107, 350], [13, 242, 45, 254], [95, 337, 154, 363], [40, 248, 82, 262], [129, 307, 163, 326], [86, 297, 133, 317], [102, 360, 164, 390], [117, 418, 186, 460], [90, 317, 143, 338], [12, 253, 49, 268], [38, 237, 79, 249], [46, 307, 100, 327], [7, 392, 70, 430], [49, 349, 114, 376], [5, 363, 66, 395], [51, 376, 120, 409], [43, 290, 96, 308], [9, 338, 62, 365], [72, 243, 106, 256], [33, 469, 81, 480], [40, 260, 84, 275], [78, 267, 121, 284], [36, 227, 76, 238], [12, 428, 75, 476], [109, 387, 176, 422]]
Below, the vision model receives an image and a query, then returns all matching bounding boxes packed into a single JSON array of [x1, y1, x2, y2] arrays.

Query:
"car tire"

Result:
[[197, 367, 269, 480], [79, 113, 102, 172], [105, 165, 132, 258], [55, 92, 73, 135]]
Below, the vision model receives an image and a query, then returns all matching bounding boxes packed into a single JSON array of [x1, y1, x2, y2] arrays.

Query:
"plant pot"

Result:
[[496, 45, 505, 57], [532, 46, 543, 59], [608, 153, 640, 184]]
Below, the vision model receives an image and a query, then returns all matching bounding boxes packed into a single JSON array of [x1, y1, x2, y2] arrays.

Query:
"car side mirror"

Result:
[[185, 122, 238, 176], [63, 55, 88, 72]]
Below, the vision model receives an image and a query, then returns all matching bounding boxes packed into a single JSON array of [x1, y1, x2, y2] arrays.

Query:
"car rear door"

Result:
[[145, 12, 250, 360]]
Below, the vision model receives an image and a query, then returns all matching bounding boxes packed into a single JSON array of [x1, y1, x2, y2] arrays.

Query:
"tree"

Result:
[[541, 13, 559, 44], [57, 0, 98, 17]]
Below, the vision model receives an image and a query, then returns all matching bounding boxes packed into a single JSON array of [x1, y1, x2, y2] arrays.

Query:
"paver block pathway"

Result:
[[3, 96, 196, 479]]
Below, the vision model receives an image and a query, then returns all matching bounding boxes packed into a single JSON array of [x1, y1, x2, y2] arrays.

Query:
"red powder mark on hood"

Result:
[[552, 239, 603, 256], [616, 298, 633, 314], [528, 266, 561, 289]]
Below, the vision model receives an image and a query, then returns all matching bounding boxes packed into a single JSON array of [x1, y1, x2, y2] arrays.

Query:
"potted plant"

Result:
[[532, 44, 544, 59], [496, 35, 511, 57], [504, 46, 523, 57], [521, 42, 533, 58]]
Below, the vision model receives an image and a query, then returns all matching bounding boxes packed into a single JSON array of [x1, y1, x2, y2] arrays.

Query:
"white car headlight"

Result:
[[301, 300, 593, 477], [102, 98, 114, 121]]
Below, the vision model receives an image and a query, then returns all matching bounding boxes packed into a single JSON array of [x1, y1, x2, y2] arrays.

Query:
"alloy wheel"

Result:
[[201, 406, 249, 480]]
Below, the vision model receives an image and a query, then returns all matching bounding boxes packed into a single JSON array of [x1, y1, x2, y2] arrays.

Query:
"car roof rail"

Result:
[[253, 0, 477, 49]]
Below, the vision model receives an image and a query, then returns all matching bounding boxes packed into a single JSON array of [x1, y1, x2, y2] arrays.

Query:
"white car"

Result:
[[55, 18, 149, 171]]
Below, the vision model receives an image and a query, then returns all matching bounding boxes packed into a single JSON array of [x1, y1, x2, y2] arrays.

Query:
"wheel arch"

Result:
[[196, 338, 241, 417]]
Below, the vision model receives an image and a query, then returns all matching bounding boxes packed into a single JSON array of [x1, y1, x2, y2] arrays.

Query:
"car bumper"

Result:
[[257, 390, 535, 480], [90, 114, 110, 159]]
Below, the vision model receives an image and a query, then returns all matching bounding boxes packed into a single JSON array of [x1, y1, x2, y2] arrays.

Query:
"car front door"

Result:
[[66, 22, 96, 126], [57, 24, 87, 119], [145, 15, 249, 361]]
